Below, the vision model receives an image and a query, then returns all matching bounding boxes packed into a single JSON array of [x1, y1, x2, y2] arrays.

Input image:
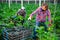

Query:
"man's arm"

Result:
[[30, 7, 40, 18], [48, 9, 51, 24]]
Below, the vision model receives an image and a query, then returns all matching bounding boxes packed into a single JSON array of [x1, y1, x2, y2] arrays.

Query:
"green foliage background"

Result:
[[0, 2, 60, 40]]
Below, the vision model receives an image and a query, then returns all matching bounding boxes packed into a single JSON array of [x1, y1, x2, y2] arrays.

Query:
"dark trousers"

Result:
[[33, 21, 48, 40]]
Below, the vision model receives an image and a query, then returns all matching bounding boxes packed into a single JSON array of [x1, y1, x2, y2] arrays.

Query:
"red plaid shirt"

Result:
[[30, 7, 51, 22]]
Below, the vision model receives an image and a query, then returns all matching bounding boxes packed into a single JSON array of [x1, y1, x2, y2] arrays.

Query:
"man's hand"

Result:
[[28, 17, 32, 20], [48, 24, 52, 27], [48, 20, 52, 26]]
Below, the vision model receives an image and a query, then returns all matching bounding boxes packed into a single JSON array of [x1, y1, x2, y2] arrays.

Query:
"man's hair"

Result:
[[42, 3, 48, 10]]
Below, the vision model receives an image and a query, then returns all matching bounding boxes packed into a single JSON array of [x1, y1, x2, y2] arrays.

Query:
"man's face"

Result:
[[42, 6, 46, 11]]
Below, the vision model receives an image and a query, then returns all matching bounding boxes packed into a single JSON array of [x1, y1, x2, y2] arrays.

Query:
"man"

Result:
[[28, 3, 52, 40], [17, 7, 26, 25]]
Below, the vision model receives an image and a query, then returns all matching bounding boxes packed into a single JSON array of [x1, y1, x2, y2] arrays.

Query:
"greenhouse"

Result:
[[0, 0, 60, 40]]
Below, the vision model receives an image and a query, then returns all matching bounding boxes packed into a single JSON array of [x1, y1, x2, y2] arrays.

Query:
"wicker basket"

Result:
[[2, 27, 33, 40]]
